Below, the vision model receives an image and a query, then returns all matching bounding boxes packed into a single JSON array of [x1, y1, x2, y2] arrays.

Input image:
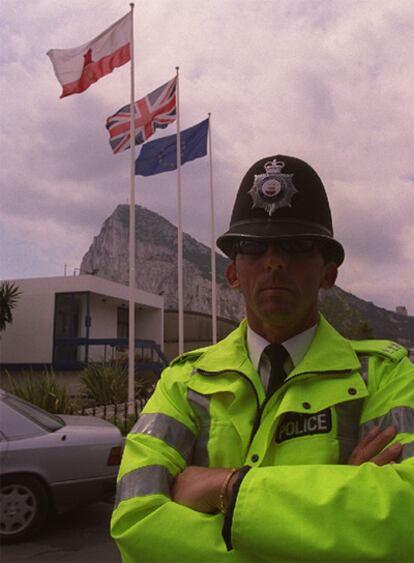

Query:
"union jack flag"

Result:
[[106, 76, 177, 154]]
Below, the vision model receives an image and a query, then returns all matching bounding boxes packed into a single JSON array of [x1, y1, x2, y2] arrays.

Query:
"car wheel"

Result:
[[0, 475, 49, 544]]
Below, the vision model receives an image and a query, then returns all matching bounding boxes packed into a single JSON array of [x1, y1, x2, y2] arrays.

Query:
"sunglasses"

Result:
[[234, 238, 318, 257]]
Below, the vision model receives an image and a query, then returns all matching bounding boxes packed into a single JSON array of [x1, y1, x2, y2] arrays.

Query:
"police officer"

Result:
[[112, 155, 414, 562]]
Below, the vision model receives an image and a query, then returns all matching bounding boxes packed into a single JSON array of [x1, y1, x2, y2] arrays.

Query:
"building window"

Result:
[[54, 292, 87, 364], [117, 307, 129, 339]]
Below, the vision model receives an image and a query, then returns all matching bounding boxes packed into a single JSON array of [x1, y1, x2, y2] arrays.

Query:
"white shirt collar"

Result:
[[247, 321, 318, 372]]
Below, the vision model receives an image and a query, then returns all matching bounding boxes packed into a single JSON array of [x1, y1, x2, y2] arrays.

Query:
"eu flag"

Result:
[[135, 119, 208, 176]]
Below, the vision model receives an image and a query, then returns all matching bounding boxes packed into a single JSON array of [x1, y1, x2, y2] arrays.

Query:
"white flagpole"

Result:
[[128, 3, 136, 409], [175, 66, 184, 355], [208, 113, 217, 344]]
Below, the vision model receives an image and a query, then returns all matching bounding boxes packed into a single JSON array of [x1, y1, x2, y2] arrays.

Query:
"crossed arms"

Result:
[[172, 424, 403, 514]]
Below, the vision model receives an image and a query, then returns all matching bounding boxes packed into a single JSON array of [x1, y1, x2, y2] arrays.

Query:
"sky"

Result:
[[1, 0, 413, 314]]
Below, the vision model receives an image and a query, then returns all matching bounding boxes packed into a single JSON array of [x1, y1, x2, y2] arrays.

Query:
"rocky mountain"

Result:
[[81, 205, 414, 346], [319, 285, 413, 344], [81, 205, 243, 321]]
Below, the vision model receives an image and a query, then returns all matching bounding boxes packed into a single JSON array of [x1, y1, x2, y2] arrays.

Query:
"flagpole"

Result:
[[208, 114, 217, 344], [175, 66, 184, 355], [128, 2, 136, 409]]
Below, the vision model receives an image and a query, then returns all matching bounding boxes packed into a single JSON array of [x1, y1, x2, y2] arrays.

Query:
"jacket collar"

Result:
[[194, 315, 360, 377], [247, 323, 318, 372], [194, 319, 251, 373], [289, 315, 360, 376]]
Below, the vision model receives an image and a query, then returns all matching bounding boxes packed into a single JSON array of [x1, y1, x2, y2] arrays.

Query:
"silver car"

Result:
[[0, 389, 123, 543]]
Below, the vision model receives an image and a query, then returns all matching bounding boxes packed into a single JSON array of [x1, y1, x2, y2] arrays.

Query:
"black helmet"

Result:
[[216, 154, 344, 266]]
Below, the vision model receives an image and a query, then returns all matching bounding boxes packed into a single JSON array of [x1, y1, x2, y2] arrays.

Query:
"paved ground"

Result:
[[2, 501, 121, 563]]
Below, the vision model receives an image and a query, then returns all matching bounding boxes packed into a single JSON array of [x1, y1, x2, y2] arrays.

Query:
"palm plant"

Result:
[[0, 281, 22, 331]]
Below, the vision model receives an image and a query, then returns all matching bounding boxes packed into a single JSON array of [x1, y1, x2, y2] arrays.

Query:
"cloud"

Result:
[[1, 0, 413, 314]]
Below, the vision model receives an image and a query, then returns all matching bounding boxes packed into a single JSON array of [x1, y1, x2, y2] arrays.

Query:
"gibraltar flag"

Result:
[[47, 12, 131, 98]]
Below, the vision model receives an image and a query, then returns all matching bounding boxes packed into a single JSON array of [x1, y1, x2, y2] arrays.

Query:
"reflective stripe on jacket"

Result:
[[111, 315, 414, 562]]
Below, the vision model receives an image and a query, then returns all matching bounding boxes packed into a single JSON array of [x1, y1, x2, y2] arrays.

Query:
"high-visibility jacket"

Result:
[[111, 315, 414, 562]]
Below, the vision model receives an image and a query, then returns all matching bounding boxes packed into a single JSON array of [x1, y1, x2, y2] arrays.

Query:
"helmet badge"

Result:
[[248, 159, 298, 216]]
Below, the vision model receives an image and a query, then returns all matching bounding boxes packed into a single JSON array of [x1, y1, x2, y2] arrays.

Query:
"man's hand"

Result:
[[171, 466, 239, 513], [348, 425, 402, 465]]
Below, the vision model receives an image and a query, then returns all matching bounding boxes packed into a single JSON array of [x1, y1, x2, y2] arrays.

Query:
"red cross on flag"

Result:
[[47, 12, 131, 98]]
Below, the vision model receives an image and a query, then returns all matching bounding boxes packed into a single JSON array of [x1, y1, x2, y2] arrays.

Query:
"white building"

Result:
[[1, 276, 165, 372]]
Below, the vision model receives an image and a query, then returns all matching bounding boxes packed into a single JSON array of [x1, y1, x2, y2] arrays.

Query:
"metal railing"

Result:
[[53, 337, 168, 374], [75, 398, 147, 436]]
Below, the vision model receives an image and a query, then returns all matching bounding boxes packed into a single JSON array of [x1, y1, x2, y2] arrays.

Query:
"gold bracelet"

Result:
[[218, 468, 238, 514]]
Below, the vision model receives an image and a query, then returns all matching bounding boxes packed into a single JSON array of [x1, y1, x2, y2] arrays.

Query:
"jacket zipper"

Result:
[[248, 376, 298, 448], [195, 367, 354, 453]]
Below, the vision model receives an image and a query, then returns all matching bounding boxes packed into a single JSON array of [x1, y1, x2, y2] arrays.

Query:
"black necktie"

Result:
[[264, 343, 289, 397]]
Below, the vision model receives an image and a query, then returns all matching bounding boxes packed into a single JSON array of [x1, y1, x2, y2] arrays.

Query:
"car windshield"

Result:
[[4, 394, 65, 432]]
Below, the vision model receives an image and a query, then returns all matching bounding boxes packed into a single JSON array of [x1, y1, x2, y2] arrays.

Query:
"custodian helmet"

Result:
[[216, 154, 345, 265]]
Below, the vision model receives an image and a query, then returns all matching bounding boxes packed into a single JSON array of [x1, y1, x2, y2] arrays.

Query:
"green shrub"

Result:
[[80, 360, 128, 405], [6, 369, 76, 414], [80, 360, 155, 407]]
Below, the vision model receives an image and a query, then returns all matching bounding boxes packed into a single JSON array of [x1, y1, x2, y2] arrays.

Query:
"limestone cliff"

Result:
[[81, 205, 244, 321], [80, 205, 414, 346]]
